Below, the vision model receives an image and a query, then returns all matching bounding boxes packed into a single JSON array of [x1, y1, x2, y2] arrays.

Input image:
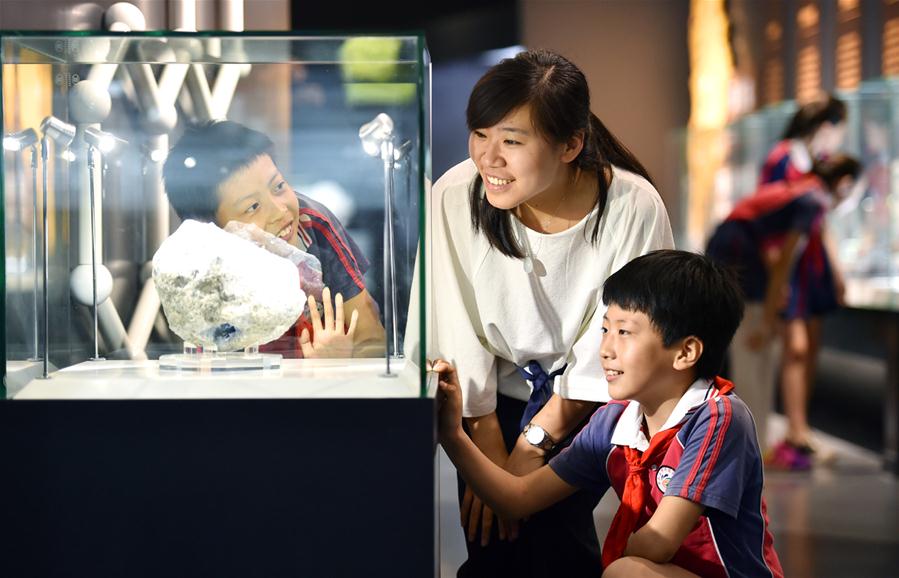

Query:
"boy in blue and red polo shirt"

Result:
[[435, 250, 784, 577], [163, 120, 384, 358]]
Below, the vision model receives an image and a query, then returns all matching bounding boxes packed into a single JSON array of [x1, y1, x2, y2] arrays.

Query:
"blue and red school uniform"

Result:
[[758, 140, 838, 318], [759, 139, 811, 186], [262, 193, 370, 356], [706, 176, 837, 318], [550, 378, 784, 578]]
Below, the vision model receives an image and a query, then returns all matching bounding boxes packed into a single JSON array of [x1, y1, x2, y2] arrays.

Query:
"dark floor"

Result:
[[761, 415, 899, 577]]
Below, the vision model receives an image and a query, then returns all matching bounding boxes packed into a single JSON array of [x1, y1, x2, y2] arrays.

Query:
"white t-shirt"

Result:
[[428, 159, 674, 417]]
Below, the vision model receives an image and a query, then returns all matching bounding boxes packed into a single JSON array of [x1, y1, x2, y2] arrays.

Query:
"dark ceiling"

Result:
[[290, 0, 519, 61]]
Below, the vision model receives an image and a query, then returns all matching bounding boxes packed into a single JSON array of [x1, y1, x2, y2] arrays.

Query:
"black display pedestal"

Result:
[[0, 397, 437, 577]]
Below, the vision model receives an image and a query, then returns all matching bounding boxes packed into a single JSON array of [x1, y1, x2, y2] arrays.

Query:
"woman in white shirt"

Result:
[[430, 50, 674, 577]]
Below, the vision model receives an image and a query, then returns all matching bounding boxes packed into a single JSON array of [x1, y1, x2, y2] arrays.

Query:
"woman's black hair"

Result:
[[602, 250, 745, 380], [466, 49, 654, 258], [810, 153, 862, 191], [163, 120, 275, 222], [782, 94, 847, 140]]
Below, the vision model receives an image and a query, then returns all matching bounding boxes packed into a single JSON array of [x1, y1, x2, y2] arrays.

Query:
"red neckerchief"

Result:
[[602, 377, 735, 568]]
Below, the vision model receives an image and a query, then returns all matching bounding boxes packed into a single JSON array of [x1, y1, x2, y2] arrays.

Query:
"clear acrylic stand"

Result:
[[158, 343, 281, 372]]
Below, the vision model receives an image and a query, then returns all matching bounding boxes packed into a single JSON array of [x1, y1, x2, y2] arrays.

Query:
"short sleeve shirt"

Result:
[[296, 193, 370, 300], [549, 379, 784, 577], [429, 159, 674, 417], [759, 139, 812, 185]]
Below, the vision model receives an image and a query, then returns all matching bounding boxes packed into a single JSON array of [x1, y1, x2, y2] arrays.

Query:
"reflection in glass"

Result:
[[1, 33, 428, 399]]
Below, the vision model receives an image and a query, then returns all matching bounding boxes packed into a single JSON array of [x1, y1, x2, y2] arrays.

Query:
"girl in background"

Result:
[[757, 95, 848, 468], [708, 154, 860, 470]]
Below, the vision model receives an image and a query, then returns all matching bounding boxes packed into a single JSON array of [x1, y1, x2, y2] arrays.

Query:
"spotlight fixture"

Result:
[[78, 127, 125, 362], [84, 126, 127, 154], [359, 113, 394, 158], [3, 128, 39, 152], [40, 116, 76, 147], [3, 127, 41, 362], [359, 112, 402, 373]]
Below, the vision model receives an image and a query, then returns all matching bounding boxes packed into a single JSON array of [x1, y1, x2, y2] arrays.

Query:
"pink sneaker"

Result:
[[765, 440, 813, 471]]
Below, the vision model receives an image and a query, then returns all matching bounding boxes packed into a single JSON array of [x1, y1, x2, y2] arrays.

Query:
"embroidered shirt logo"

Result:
[[656, 466, 676, 493]]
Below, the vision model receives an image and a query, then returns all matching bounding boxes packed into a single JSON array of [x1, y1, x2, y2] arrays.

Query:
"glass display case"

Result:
[[674, 102, 796, 253], [1, 32, 431, 399], [677, 81, 899, 311], [1, 32, 437, 578], [720, 101, 796, 217], [675, 82, 899, 475], [829, 79, 899, 310]]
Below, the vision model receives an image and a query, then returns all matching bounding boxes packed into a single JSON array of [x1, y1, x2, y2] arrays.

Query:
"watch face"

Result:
[[525, 425, 546, 445]]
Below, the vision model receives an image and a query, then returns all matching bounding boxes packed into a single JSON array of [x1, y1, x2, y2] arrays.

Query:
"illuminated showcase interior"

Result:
[[1, 33, 431, 399]]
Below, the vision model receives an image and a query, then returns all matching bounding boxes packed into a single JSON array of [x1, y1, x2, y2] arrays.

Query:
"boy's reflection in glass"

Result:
[[163, 120, 385, 357]]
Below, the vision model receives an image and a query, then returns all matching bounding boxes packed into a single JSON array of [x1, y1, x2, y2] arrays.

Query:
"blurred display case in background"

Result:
[[677, 79, 899, 311], [830, 79, 899, 310], [675, 77, 899, 474]]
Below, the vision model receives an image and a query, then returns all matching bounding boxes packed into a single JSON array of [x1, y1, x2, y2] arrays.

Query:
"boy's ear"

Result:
[[672, 336, 703, 372]]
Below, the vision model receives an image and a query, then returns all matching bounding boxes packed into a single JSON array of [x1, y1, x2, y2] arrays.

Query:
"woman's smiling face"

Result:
[[214, 154, 301, 248], [468, 104, 573, 210]]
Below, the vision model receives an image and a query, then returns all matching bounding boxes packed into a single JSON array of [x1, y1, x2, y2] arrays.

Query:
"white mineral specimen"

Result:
[[152, 220, 305, 351]]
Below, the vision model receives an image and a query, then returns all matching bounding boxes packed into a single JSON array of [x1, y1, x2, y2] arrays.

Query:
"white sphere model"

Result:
[[70, 263, 114, 306], [68, 80, 112, 124], [104, 2, 146, 31], [141, 103, 178, 133]]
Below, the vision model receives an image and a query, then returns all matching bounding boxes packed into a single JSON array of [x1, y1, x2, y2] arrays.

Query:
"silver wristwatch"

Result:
[[522, 422, 555, 451]]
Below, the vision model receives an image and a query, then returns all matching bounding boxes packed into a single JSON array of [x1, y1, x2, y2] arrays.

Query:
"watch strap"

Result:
[[522, 422, 555, 451]]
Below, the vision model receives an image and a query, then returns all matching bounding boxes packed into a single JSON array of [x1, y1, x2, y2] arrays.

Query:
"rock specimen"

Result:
[[153, 220, 305, 351], [223, 220, 324, 300]]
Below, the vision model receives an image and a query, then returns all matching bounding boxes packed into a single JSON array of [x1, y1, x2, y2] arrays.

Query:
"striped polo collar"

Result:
[[610, 378, 715, 452]]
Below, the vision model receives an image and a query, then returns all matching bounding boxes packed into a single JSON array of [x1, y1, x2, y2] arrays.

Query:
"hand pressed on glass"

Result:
[[301, 287, 358, 358]]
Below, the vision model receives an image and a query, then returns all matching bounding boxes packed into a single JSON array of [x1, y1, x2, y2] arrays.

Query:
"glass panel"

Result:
[[1, 33, 429, 398], [675, 103, 795, 252], [830, 80, 899, 310], [2, 34, 422, 67]]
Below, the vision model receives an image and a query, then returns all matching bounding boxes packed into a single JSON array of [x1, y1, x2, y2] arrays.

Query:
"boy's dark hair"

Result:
[[466, 49, 653, 259], [163, 120, 274, 222], [811, 153, 862, 191], [602, 250, 745, 379], [782, 94, 847, 140]]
